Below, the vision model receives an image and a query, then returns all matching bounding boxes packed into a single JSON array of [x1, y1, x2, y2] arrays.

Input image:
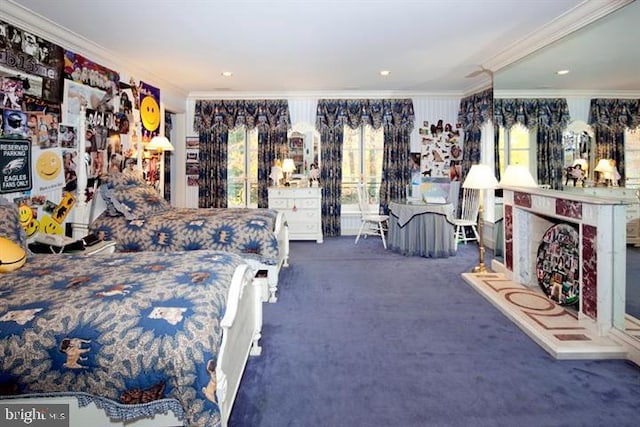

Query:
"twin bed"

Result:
[[0, 171, 291, 426], [88, 171, 289, 303]]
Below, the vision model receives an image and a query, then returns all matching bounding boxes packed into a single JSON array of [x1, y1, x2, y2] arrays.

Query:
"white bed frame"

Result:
[[68, 110, 289, 304], [72, 195, 289, 303], [5, 263, 263, 427]]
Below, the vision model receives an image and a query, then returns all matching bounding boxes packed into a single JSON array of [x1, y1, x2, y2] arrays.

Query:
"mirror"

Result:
[[494, 1, 640, 340], [562, 121, 593, 187], [287, 125, 320, 183]]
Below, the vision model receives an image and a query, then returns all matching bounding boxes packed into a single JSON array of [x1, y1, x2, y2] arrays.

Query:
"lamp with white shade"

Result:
[[144, 135, 174, 197], [594, 158, 615, 186], [463, 164, 499, 273], [281, 158, 296, 186], [499, 164, 538, 188]]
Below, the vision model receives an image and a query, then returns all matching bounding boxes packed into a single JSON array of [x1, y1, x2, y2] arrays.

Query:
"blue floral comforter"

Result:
[[90, 208, 281, 265], [0, 250, 246, 427]]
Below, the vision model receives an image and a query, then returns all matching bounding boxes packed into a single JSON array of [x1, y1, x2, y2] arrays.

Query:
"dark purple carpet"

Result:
[[230, 237, 640, 427]]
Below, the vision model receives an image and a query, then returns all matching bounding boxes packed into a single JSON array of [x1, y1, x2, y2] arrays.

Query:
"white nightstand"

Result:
[[268, 187, 323, 243]]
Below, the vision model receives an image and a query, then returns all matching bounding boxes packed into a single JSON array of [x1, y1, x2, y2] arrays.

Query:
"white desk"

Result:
[[387, 200, 456, 258]]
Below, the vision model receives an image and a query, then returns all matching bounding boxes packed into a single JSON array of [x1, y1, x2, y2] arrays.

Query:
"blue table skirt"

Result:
[[387, 211, 456, 258]]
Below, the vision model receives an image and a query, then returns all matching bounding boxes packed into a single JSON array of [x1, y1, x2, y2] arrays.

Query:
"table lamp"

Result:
[[463, 164, 499, 273], [281, 158, 296, 186], [594, 158, 614, 186], [499, 164, 537, 188]]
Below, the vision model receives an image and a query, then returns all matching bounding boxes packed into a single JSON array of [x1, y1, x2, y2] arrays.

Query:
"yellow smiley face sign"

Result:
[[140, 95, 160, 132], [36, 150, 62, 181]]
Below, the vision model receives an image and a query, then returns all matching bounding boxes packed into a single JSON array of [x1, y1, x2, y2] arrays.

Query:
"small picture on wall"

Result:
[[186, 136, 199, 148], [186, 163, 199, 176], [187, 175, 199, 186], [58, 124, 77, 148], [186, 151, 198, 162]]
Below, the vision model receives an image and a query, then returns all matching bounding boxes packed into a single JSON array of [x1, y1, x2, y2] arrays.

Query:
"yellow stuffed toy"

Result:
[[0, 236, 27, 273]]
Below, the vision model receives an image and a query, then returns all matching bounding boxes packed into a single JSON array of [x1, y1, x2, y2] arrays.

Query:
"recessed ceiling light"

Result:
[[379, 70, 391, 76], [556, 69, 570, 75], [221, 71, 233, 77]]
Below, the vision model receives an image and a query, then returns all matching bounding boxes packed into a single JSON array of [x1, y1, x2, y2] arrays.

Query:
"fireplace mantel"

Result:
[[500, 186, 627, 335]]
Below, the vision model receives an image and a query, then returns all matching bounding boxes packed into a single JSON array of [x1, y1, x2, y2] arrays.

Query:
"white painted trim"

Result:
[[483, 0, 633, 74], [0, 0, 188, 111]]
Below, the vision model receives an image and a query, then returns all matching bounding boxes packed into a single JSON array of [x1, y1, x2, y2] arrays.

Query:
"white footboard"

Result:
[[216, 264, 263, 426], [1, 264, 263, 427]]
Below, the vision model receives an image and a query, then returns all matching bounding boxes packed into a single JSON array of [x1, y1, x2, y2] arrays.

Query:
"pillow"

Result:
[[0, 236, 27, 273], [0, 198, 29, 252], [100, 170, 147, 189], [104, 185, 171, 220]]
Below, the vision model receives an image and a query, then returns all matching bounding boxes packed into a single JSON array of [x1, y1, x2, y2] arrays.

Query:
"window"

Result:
[[227, 127, 259, 207], [625, 127, 640, 188], [341, 125, 384, 210], [498, 124, 534, 176]]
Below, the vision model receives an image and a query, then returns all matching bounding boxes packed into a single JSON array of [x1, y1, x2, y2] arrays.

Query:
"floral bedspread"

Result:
[[90, 208, 281, 265], [0, 250, 246, 427]]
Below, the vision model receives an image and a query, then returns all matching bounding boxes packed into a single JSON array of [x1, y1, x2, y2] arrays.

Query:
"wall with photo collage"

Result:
[[0, 18, 161, 238], [409, 119, 463, 201]]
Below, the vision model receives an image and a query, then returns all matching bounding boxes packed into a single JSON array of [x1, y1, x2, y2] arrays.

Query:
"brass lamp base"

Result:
[[471, 207, 490, 274]]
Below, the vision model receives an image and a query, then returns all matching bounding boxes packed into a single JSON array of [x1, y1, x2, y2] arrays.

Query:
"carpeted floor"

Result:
[[229, 236, 640, 427]]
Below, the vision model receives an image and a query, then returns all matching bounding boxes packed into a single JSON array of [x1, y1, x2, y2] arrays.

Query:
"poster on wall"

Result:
[[31, 146, 65, 193], [0, 137, 31, 193], [139, 81, 160, 141], [63, 50, 119, 92], [419, 119, 462, 180], [0, 20, 65, 103]]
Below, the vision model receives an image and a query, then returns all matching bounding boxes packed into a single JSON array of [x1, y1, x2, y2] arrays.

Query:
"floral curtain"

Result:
[[194, 100, 290, 208], [494, 98, 570, 190], [316, 99, 414, 237], [588, 98, 640, 183], [458, 88, 493, 182]]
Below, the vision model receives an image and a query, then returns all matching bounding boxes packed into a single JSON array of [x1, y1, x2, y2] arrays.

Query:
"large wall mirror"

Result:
[[494, 0, 640, 341]]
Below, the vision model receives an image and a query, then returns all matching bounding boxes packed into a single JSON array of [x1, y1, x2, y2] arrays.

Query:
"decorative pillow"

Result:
[[0, 236, 27, 273], [104, 185, 171, 220], [0, 198, 29, 252], [100, 170, 147, 189]]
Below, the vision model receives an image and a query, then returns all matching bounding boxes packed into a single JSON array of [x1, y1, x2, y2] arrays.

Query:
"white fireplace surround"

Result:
[[499, 186, 627, 335]]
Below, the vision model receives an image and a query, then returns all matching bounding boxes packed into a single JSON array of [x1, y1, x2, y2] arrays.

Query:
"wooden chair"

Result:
[[451, 188, 480, 249], [354, 184, 389, 249]]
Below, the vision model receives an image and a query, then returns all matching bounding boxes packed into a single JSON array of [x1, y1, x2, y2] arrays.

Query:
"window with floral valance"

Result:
[[494, 98, 570, 190], [588, 98, 640, 184], [193, 99, 291, 208]]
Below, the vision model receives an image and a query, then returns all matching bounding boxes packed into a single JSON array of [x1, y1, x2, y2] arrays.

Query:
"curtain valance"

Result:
[[588, 98, 640, 131], [315, 99, 415, 132], [458, 88, 493, 132], [194, 99, 291, 134], [493, 98, 570, 131]]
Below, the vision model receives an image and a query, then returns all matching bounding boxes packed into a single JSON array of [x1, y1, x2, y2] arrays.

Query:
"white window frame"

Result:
[[498, 123, 536, 178], [227, 127, 259, 208], [341, 125, 384, 212]]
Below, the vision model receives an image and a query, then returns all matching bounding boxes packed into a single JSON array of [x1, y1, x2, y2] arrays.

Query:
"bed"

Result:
[[86, 171, 289, 303], [0, 201, 263, 427]]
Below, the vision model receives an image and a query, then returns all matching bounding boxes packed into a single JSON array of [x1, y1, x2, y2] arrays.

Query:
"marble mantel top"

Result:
[[501, 186, 631, 206]]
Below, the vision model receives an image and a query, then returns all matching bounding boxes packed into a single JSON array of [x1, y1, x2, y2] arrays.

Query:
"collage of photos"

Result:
[[419, 119, 463, 180], [535, 223, 580, 306]]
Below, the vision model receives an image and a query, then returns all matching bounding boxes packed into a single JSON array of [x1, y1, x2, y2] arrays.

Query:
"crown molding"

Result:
[[483, 0, 633, 74], [0, 0, 188, 109], [187, 90, 465, 101], [494, 89, 640, 99]]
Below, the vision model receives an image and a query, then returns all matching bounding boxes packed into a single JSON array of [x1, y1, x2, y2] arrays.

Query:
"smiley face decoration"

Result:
[[138, 81, 161, 141]]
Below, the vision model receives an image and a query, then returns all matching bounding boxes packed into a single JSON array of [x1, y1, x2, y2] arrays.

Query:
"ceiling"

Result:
[[1, 0, 632, 96], [495, 0, 640, 93]]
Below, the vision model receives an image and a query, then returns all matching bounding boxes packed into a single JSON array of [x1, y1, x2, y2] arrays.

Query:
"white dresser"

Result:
[[268, 187, 323, 243]]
